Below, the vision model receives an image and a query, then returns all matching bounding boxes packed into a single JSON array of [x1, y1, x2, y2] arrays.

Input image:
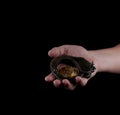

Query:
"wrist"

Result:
[[88, 44, 120, 74], [88, 50, 104, 73]]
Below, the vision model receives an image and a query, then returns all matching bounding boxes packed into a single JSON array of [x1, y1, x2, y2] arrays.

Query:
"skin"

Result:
[[45, 44, 120, 90]]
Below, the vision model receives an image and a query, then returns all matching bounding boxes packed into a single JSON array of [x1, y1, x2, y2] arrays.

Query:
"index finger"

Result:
[[45, 73, 55, 82]]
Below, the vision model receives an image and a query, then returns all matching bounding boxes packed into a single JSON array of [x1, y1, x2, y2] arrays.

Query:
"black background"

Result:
[[29, 23, 120, 106], [26, 28, 120, 113], [8, 6, 120, 112]]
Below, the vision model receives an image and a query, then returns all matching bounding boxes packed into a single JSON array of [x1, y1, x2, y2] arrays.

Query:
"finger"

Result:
[[53, 79, 62, 87], [45, 73, 55, 82], [48, 45, 68, 57], [75, 76, 88, 86], [62, 79, 76, 90]]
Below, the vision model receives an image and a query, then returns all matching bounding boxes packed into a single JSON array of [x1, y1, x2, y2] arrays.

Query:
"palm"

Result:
[[45, 45, 97, 90], [60, 45, 97, 77]]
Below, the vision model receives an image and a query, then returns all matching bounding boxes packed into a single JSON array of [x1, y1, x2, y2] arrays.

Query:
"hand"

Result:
[[45, 45, 98, 90]]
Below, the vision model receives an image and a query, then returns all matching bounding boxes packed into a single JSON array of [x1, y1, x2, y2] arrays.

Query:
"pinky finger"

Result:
[[75, 76, 88, 86]]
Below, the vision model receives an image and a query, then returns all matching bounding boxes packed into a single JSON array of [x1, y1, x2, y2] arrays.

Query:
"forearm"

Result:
[[89, 44, 120, 73]]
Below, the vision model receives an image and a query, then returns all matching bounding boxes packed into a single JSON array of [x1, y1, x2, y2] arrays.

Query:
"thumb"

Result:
[[48, 45, 68, 57]]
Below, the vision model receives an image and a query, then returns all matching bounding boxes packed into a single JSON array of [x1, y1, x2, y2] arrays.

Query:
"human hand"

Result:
[[45, 45, 98, 90]]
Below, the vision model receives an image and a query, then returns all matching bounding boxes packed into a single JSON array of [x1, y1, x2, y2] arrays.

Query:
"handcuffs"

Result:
[[50, 55, 96, 84]]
